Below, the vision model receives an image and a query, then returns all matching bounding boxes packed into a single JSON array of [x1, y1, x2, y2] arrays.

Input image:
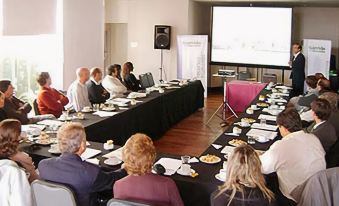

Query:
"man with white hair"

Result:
[[38, 123, 127, 206], [67, 67, 92, 112]]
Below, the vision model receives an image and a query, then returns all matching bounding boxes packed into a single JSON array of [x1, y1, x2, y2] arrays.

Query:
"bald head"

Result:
[[76, 68, 90, 84]]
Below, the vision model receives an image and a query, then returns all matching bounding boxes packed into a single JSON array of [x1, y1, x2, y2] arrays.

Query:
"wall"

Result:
[[63, 0, 105, 89], [105, 0, 190, 82]]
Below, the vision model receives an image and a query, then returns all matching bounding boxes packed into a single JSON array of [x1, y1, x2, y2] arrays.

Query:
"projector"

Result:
[[218, 69, 235, 76]]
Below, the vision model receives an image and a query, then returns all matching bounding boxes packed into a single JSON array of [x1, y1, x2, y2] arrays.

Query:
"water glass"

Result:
[[260, 118, 266, 125], [247, 136, 256, 145]]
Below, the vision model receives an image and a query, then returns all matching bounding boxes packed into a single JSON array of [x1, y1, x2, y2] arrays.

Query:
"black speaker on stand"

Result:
[[154, 25, 171, 83]]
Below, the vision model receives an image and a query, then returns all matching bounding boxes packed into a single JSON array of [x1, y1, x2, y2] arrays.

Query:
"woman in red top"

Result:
[[36, 72, 69, 117]]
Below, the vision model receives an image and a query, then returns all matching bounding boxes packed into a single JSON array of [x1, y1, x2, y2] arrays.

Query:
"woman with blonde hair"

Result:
[[114, 133, 184, 206], [211, 144, 275, 206]]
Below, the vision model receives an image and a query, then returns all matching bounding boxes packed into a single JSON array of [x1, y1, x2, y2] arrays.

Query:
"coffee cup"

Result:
[[159, 89, 164, 93], [240, 121, 250, 127], [130, 99, 137, 105], [83, 106, 91, 112], [246, 108, 254, 114], [257, 136, 269, 143], [251, 105, 258, 110], [219, 169, 227, 181], [233, 127, 242, 134]]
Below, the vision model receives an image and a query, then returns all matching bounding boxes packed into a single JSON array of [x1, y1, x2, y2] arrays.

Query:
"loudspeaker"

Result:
[[154, 25, 171, 50]]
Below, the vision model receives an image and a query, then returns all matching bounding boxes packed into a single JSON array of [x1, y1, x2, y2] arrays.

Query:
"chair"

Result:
[[33, 99, 40, 115], [31, 180, 77, 206], [107, 198, 152, 206], [291, 167, 339, 206]]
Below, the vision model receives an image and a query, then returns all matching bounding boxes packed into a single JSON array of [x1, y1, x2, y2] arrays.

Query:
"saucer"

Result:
[[177, 168, 195, 176], [104, 157, 122, 166], [215, 173, 226, 182]]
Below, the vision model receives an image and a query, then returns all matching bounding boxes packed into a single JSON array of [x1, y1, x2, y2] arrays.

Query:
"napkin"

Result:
[[103, 147, 123, 160], [188, 157, 199, 163], [212, 144, 223, 149], [221, 146, 235, 154], [224, 133, 240, 137], [81, 148, 101, 161]]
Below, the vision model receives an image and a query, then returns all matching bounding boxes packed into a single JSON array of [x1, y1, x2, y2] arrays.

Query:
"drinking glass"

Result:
[[247, 136, 256, 144], [181, 155, 190, 164]]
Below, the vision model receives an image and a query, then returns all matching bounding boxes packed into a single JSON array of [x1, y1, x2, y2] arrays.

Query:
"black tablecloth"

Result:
[[20, 84, 287, 206], [74, 80, 204, 145]]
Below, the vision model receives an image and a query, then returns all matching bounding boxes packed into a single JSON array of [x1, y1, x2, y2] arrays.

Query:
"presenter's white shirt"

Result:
[[67, 80, 91, 112], [102, 75, 127, 98], [260, 130, 326, 201], [0, 159, 33, 206]]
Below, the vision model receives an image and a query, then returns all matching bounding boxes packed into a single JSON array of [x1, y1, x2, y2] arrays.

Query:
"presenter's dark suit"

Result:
[[290, 53, 306, 97]]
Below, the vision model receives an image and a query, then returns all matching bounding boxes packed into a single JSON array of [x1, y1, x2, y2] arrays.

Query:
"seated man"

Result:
[[36, 72, 69, 118], [0, 80, 32, 124], [38, 122, 127, 206], [102, 64, 127, 98], [122, 62, 141, 92], [307, 98, 337, 153], [86, 67, 110, 104], [67, 68, 92, 112], [260, 108, 326, 205], [289, 75, 318, 111]]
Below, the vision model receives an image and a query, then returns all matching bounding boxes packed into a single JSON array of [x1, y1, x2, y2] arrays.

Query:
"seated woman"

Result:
[[0, 80, 32, 124], [38, 122, 127, 206], [0, 119, 38, 183], [122, 62, 141, 92], [114, 133, 184, 206], [102, 64, 127, 98], [36, 72, 69, 118], [0, 129, 33, 206], [211, 144, 275, 206], [0, 91, 7, 121]]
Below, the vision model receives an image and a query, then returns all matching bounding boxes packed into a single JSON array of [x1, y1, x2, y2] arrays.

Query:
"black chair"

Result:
[[33, 99, 41, 115], [139, 73, 155, 89]]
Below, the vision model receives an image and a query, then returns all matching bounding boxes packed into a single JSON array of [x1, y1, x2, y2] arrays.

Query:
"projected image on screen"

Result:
[[211, 7, 292, 67]]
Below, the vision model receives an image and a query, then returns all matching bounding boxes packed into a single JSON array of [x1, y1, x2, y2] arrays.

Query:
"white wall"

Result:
[[63, 0, 105, 88], [105, 0, 190, 82]]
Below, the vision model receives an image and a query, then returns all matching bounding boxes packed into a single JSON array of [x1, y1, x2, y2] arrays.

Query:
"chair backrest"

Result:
[[33, 99, 40, 115], [107, 198, 152, 206], [31, 180, 77, 206], [139, 73, 155, 89], [291, 167, 339, 206]]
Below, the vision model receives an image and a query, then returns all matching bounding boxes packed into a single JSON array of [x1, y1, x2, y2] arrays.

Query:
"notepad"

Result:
[[154, 158, 182, 176], [246, 129, 278, 140], [81, 148, 101, 161], [103, 147, 123, 160]]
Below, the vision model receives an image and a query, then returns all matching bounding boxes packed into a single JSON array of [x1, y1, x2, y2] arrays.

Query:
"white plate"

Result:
[[104, 157, 122, 166], [81, 109, 92, 113], [256, 138, 270, 143], [177, 168, 196, 176], [35, 139, 53, 145], [48, 149, 61, 154], [215, 173, 226, 182], [199, 155, 221, 164]]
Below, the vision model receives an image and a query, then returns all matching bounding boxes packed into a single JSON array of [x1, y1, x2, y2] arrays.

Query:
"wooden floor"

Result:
[[154, 93, 236, 157]]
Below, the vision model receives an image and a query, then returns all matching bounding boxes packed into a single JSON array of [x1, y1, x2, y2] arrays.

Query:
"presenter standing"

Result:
[[289, 43, 306, 97]]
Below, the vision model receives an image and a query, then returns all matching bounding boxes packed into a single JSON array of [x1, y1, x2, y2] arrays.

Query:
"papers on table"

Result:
[[103, 147, 123, 160], [275, 85, 292, 90], [246, 129, 278, 140], [21, 124, 46, 136], [272, 92, 289, 97], [81, 148, 101, 161], [85, 158, 100, 165], [258, 114, 276, 122], [267, 98, 287, 103], [93, 111, 118, 117], [127, 92, 147, 99], [251, 123, 278, 131], [221, 146, 235, 154], [154, 158, 182, 176], [37, 120, 64, 127]]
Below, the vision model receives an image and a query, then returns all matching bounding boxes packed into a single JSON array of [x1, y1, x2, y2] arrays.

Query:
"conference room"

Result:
[[1, 0, 339, 206]]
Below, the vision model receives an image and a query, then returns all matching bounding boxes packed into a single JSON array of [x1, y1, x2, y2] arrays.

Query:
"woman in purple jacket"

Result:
[[114, 133, 184, 206]]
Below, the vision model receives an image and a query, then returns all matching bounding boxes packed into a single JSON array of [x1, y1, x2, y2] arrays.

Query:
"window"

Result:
[[0, 0, 63, 104]]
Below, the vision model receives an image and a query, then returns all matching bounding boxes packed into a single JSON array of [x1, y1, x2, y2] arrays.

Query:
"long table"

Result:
[[21, 84, 286, 206], [75, 80, 204, 145]]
